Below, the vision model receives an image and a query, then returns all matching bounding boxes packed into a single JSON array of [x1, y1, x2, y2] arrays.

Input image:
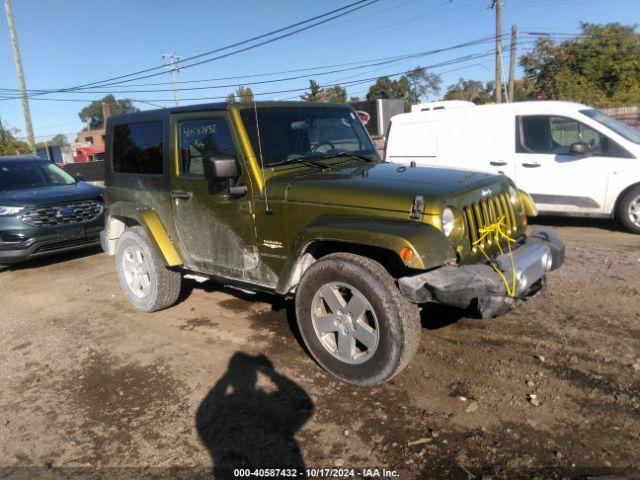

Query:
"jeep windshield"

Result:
[[0, 159, 76, 191], [239, 105, 379, 166]]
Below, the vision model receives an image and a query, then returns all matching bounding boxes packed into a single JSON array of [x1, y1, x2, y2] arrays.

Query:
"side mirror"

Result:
[[75, 173, 86, 182], [569, 142, 591, 156], [204, 155, 238, 182]]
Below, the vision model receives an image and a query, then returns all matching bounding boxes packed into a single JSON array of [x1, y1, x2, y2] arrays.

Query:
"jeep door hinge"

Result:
[[410, 195, 425, 220]]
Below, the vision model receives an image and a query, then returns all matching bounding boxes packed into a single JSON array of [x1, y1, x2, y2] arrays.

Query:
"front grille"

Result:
[[463, 192, 518, 251], [35, 236, 99, 254], [20, 200, 103, 227]]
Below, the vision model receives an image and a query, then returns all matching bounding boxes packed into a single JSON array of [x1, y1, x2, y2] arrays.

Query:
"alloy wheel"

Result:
[[311, 281, 379, 364]]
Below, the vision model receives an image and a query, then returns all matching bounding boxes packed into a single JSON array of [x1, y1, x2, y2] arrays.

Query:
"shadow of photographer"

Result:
[[196, 352, 314, 478]]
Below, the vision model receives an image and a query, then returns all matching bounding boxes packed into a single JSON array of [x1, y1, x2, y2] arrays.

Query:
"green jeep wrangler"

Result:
[[101, 101, 564, 386]]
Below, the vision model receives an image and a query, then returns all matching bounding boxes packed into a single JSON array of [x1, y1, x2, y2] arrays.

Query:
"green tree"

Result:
[[366, 67, 441, 108], [36, 133, 69, 149], [78, 94, 139, 129], [520, 23, 640, 107], [0, 121, 30, 155], [50, 133, 68, 146], [300, 80, 347, 102], [443, 78, 494, 104], [226, 85, 254, 102]]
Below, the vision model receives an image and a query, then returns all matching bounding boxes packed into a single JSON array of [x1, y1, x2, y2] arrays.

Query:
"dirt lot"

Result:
[[1, 219, 639, 479]]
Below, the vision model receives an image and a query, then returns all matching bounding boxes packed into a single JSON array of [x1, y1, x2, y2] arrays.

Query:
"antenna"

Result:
[[251, 79, 272, 214]]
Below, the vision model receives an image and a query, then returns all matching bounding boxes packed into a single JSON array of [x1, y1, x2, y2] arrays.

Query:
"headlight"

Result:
[[442, 207, 455, 237], [0, 206, 24, 216], [508, 186, 519, 204]]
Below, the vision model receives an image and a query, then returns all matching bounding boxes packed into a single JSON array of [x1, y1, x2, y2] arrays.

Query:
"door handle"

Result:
[[522, 162, 541, 168], [490, 161, 508, 166], [171, 191, 193, 199]]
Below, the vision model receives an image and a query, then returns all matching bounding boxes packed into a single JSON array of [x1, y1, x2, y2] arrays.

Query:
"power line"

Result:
[[16, 0, 379, 99], [0, 34, 510, 99], [7, 51, 502, 104]]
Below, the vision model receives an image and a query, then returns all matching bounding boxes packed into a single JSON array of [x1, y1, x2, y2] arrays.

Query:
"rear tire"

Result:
[[115, 227, 181, 312], [617, 185, 640, 234], [295, 253, 421, 386]]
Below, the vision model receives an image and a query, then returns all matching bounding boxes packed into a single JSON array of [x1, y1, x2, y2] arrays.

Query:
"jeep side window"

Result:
[[112, 121, 163, 174], [179, 118, 236, 176], [517, 115, 629, 157]]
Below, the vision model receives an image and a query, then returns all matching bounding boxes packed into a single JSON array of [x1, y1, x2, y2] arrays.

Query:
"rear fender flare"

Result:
[[105, 202, 183, 267]]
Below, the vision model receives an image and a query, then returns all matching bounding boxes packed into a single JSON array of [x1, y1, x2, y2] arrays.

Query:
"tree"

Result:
[[226, 85, 254, 102], [300, 80, 347, 102], [520, 23, 640, 107], [49, 133, 68, 146], [0, 120, 30, 155], [443, 78, 495, 104], [366, 67, 441, 108], [78, 94, 139, 130], [36, 133, 69, 149]]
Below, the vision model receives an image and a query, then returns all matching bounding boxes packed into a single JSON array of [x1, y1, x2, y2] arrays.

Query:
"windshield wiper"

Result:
[[319, 151, 376, 162], [268, 156, 328, 168]]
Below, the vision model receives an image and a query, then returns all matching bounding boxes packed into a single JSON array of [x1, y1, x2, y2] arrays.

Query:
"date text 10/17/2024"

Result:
[[233, 468, 399, 478]]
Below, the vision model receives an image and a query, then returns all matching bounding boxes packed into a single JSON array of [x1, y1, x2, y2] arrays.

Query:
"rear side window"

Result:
[[112, 121, 163, 174]]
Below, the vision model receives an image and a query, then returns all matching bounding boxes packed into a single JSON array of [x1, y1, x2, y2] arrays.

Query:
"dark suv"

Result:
[[0, 156, 104, 264]]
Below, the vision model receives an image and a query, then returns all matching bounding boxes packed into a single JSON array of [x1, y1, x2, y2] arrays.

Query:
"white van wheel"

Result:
[[617, 186, 640, 234]]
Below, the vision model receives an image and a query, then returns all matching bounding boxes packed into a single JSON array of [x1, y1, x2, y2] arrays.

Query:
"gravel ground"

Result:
[[0, 219, 639, 479]]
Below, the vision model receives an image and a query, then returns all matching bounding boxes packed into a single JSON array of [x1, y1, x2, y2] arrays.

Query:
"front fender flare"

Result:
[[276, 216, 455, 294]]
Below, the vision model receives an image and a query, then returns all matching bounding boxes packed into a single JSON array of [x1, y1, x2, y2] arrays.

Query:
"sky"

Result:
[[0, 0, 637, 144]]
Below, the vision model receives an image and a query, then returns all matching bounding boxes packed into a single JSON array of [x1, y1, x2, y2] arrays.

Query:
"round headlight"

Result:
[[508, 186, 519, 204], [442, 207, 455, 237]]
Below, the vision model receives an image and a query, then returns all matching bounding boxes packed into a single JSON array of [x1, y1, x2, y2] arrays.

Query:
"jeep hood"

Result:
[[267, 162, 506, 214]]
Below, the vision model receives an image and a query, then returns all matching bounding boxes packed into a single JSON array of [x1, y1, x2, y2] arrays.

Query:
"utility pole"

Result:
[[492, 0, 503, 103], [4, 0, 36, 153], [508, 25, 518, 103], [162, 52, 182, 106]]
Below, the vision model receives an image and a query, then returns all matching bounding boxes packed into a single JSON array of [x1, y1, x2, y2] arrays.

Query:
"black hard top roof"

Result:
[[107, 101, 355, 124]]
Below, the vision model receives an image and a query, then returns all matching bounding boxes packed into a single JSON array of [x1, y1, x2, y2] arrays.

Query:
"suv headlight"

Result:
[[0, 206, 24, 216], [508, 186, 519, 204], [442, 207, 455, 237]]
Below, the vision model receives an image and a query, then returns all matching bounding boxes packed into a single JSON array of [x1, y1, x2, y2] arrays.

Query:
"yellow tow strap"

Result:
[[473, 216, 517, 297]]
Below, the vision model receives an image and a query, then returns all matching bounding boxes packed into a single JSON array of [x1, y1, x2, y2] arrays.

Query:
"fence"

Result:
[[62, 160, 105, 185], [601, 106, 640, 130]]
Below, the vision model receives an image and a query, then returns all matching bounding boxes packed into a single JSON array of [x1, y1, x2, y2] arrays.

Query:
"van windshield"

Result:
[[240, 106, 379, 166], [581, 109, 640, 145]]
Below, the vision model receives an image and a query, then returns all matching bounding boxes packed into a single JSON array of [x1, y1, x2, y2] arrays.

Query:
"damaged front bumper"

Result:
[[397, 226, 565, 318]]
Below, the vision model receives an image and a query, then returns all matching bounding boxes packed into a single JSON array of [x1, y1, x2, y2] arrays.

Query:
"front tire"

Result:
[[295, 253, 421, 386], [617, 185, 640, 234], [115, 227, 181, 312]]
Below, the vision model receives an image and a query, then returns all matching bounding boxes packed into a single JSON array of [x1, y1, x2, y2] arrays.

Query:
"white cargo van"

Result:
[[386, 101, 640, 233]]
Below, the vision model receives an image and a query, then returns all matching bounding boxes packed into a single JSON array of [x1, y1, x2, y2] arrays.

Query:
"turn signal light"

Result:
[[400, 247, 414, 262]]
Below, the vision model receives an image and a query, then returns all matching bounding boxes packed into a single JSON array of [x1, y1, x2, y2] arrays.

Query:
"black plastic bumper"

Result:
[[0, 226, 101, 264], [397, 226, 565, 318]]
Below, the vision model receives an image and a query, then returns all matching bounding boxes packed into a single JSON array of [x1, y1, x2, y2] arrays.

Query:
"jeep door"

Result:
[[514, 114, 619, 214], [170, 111, 257, 274]]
